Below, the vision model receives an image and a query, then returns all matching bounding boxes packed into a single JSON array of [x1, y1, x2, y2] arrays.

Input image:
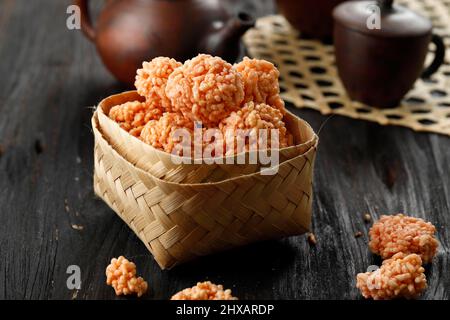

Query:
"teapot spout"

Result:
[[201, 12, 255, 62], [225, 12, 256, 40]]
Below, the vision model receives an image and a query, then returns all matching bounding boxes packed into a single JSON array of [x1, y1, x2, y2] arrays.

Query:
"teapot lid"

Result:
[[333, 0, 432, 38]]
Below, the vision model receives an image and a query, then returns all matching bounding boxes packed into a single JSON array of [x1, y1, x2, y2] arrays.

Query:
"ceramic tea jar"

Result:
[[75, 0, 255, 85], [277, 0, 359, 41], [333, 0, 446, 108]]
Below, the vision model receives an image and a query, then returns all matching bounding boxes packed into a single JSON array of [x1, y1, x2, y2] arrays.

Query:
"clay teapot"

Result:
[[333, 0, 446, 108], [276, 0, 359, 41], [76, 0, 255, 85]]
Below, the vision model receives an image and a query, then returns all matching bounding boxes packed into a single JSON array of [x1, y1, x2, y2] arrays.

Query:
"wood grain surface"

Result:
[[0, 0, 448, 300]]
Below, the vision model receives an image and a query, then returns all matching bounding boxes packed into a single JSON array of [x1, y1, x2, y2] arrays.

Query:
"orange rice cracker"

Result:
[[140, 112, 194, 154], [135, 57, 182, 111], [369, 214, 438, 263], [220, 101, 293, 154], [109, 100, 163, 137], [356, 253, 427, 300], [171, 281, 237, 300], [234, 57, 286, 114], [105, 256, 148, 297], [165, 54, 244, 127]]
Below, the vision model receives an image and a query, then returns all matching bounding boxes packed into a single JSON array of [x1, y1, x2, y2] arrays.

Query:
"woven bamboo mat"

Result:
[[243, 0, 450, 136]]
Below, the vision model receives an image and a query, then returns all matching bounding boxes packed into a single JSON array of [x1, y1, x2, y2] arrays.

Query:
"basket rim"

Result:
[[93, 111, 318, 187], [97, 90, 319, 161]]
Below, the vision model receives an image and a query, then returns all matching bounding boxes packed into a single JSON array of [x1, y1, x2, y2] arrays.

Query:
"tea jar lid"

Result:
[[333, 0, 432, 38]]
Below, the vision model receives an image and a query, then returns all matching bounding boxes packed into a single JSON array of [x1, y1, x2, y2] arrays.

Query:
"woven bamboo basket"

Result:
[[92, 105, 318, 269], [97, 91, 317, 183]]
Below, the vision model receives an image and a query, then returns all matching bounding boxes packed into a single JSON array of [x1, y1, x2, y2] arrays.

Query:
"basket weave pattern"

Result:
[[92, 93, 318, 269]]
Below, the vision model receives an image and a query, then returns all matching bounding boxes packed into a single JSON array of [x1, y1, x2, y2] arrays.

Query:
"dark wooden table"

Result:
[[0, 0, 448, 300]]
